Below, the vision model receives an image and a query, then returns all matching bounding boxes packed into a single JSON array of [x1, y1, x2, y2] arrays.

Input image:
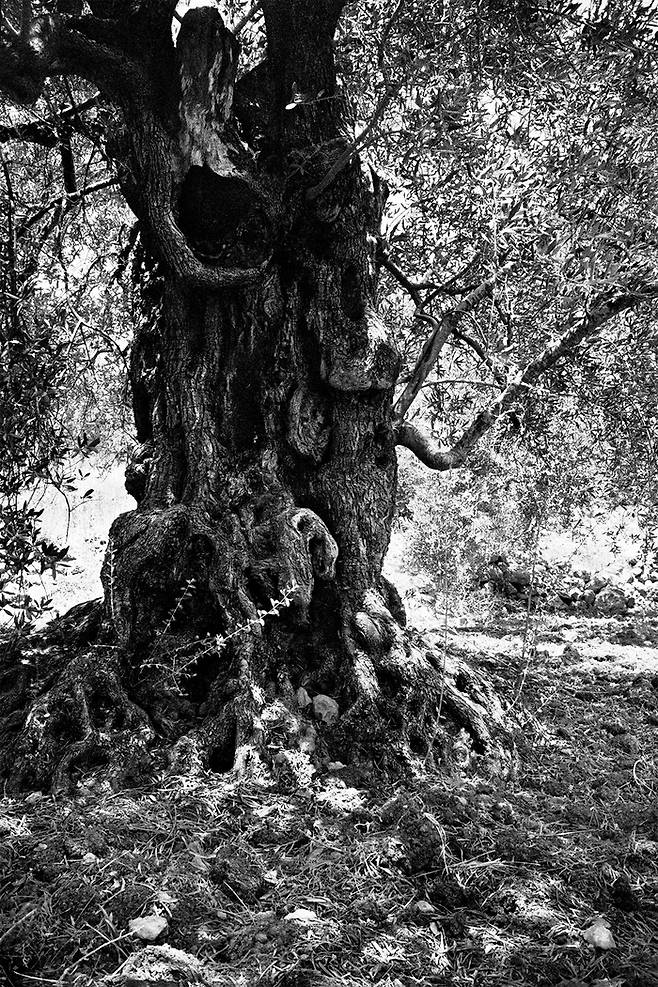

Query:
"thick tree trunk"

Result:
[[0, 3, 511, 790]]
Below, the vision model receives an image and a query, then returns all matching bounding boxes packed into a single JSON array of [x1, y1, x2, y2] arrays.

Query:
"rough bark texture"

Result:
[[0, 1, 511, 791]]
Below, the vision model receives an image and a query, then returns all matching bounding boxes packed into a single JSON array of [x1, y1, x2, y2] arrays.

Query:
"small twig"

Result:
[[232, 0, 267, 33], [307, 83, 400, 201], [145, 583, 298, 688], [60, 931, 134, 981], [149, 577, 197, 659], [0, 908, 37, 946]]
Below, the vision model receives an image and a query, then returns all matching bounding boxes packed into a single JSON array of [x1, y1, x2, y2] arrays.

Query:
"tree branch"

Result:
[[382, 252, 508, 395], [452, 325, 507, 386], [16, 176, 118, 238], [232, 0, 268, 34], [394, 269, 506, 419], [0, 12, 145, 107], [0, 95, 99, 146], [396, 285, 658, 470], [306, 82, 399, 201]]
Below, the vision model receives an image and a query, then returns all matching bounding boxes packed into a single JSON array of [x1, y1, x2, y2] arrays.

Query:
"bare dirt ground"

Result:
[[1, 607, 657, 987]]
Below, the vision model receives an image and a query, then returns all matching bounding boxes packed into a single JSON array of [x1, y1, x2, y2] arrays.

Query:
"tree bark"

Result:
[[0, 2, 511, 790]]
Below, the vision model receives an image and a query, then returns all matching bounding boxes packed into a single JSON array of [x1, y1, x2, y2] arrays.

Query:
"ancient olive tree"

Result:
[[0, 0, 655, 790]]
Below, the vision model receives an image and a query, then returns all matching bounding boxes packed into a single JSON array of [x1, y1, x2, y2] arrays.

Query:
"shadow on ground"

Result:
[[1, 612, 657, 986]]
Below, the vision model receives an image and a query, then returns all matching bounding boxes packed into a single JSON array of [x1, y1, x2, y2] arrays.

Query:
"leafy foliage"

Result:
[[1, 1, 658, 620], [0, 85, 132, 627]]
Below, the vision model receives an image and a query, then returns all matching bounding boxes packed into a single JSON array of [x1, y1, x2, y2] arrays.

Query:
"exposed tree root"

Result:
[[0, 508, 511, 793], [0, 633, 157, 792], [0, 586, 512, 793]]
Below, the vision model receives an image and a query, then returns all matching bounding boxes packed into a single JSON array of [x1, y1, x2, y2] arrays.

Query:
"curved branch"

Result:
[[397, 285, 658, 470], [395, 421, 466, 470], [155, 205, 270, 289]]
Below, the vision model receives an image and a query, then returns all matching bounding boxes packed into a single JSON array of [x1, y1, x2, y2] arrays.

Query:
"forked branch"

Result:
[[393, 267, 511, 418], [397, 285, 658, 470]]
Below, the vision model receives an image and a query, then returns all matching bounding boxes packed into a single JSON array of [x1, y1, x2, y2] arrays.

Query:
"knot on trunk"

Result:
[[101, 506, 221, 648], [320, 306, 400, 391], [251, 507, 338, 622], [287, 384, 331, 462], [124, 441, 153, 503], [352, 589, 400, 653]]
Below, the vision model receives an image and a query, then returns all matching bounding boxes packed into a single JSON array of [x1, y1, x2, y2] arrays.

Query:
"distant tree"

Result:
[[0, 0, 657, 790]]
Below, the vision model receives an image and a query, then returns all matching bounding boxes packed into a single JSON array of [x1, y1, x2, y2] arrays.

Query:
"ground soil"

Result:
[[1, 607, 657, 987]]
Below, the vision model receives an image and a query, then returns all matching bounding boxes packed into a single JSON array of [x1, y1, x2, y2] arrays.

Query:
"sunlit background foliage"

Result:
[[2, 0, 658, 625]]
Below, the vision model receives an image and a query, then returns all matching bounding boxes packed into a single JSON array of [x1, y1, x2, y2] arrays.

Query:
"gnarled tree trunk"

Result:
[[0, 0, 509, 790]]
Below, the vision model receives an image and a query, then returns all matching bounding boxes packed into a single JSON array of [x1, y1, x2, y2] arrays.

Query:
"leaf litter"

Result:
[[1, 610, 657, 987]]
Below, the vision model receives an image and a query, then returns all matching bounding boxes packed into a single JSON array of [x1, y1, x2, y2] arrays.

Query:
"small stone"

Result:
[[327, 760, 347, 771], [81, 852, 99, 866], [313, 694, 339, 724], [299, 724, 317, 754], [415, 899, 435, 914], [104, 944, 208, 984], [596, 586, 627, 615], [284, 908, 317, 923], [582, 917, 615, 949], [296, 686, 311, 708], [128, 914, 168, 942]]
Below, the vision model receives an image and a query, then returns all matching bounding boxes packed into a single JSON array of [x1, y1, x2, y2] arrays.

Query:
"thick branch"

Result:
[[395, 421, 466, 470], [397, 286, 658, 470], [0, 13, 145, 107], [262, 0, 346, 140]]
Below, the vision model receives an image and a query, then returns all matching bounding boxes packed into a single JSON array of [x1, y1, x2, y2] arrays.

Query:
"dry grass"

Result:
[[1, 612, 658, 987]]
